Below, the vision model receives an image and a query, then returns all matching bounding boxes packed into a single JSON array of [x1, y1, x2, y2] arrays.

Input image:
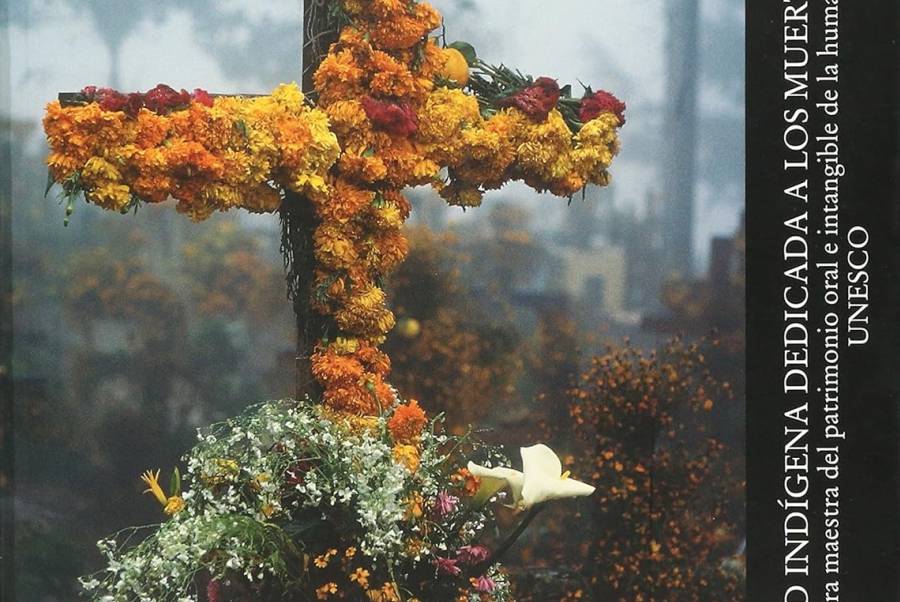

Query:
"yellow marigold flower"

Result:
[[271, 82, 306, 109], [573, 112, 621, 184], [89, 182, 132, 212], [46, 151, 81, 181], [349, 567, 370, 588], [352, 285, 387, 312], [372, 204, 404, 230], [393, 444, 420, 472], [325, 100, 370, 140], [331, 337, 360, 355], [418, 88, 481, 163], [405, 492, 424, 520], [81, 156, 121, 182], [314, 49, 367, 104]]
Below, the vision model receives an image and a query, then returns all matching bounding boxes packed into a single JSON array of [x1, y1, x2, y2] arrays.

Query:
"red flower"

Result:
[[124, 93, 145, 117], [81, 85, 98, 100], [361, 96, 419, 137], [473, 575, 496, 593], [434, 556, 461, 576], [98, 90, 128, 112], [497, 76, 561, 121], [284, 460, 313, 487], [144, 84, 191, 114], [579, 89, 626, 125], [433, 491, 459, 517], [192, 88, 214, 107], [456, 545, 490, 565]]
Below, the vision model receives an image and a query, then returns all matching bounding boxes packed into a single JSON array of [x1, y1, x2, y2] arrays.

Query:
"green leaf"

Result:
[[233, 119, 250, 140], [44, 169, 56, 198], [560, 84, 572, 99], [448, 41, 478, 66], [169, 467, 181, 497]]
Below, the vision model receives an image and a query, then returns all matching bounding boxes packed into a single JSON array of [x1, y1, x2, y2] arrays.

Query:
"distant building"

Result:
[[551, 244, 627, 316], [661, 0, 701, 276]]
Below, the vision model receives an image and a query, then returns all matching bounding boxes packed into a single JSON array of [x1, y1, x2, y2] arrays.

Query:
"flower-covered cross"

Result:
[[42, 0, 624, 421]]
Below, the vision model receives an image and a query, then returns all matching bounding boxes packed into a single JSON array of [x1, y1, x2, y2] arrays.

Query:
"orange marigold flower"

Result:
[[366, 3, 441, 50], [322, 382, 379, 416], [368, 51, 419, 99], [311, 350, 366, 385], [315, 179, 375, 224], [451, 467, 481, 497], [372, 374, 398, 408], [356, 343, 391, 376], [367, 229, 409, 273], [338, 154, 389, 184], [314, 49, 367, 104], [388, 399, 427, 444]]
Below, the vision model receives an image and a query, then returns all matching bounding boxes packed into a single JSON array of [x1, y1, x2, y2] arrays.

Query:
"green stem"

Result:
[[469, 505, 544, 576]]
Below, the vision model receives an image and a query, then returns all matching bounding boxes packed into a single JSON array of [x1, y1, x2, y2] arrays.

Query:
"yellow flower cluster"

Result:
[[43, 84, 339, 220], [421, 90, 622, 205]]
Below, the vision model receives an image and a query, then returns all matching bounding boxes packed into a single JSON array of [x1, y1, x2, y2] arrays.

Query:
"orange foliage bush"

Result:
[[535, 338, 744, 601]]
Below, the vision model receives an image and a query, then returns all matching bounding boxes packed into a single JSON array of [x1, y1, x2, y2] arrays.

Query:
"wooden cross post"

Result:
[[280, 0, 340, 401]]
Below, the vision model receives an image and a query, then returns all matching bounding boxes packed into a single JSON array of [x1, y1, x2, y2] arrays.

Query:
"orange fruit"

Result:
[[440, 47, 470, 86]]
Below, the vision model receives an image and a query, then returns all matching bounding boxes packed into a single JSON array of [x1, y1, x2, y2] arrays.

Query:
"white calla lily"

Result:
[[467, 463, 526, 507], [468, 443, 595, 509]]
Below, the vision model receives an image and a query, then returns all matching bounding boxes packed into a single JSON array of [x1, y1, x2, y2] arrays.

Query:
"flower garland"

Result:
[[43, 83, 339, 221]]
